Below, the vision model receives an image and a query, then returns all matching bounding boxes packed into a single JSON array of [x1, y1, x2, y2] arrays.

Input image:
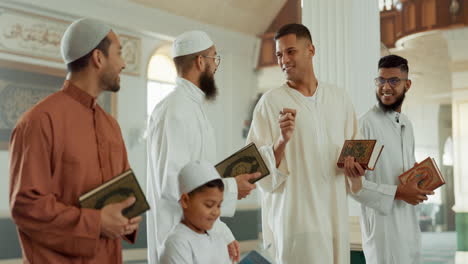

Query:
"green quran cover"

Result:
[[79, 169, 150, 218], [337, 139, 384, 171], [215, 143, 270, 184]]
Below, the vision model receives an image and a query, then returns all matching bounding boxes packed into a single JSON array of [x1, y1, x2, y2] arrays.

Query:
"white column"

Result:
[[303, 0, 380, 116], [443, 27, 468, 264]]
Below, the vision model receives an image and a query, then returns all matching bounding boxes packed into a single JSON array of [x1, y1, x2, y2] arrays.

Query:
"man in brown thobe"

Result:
[[9, 18, 142, 263]]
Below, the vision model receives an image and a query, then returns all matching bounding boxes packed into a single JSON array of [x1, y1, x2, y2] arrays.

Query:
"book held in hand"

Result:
[[398, 157, 445, 191], [79, 169, 150, 218], [337, 139, 384, 170], [215, 143, 270, 184]]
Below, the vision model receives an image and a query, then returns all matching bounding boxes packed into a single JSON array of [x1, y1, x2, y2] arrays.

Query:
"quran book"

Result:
[[399, 157, 445, 191], [239, 250, 271, 264], [79, 169, 150, 218], [337, 140, 384, 171], [215, 143, 270, 184]]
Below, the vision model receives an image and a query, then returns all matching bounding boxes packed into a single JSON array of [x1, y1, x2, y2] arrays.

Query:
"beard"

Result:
[[101, 69, 120, 93], [376, 90, 406, 112], [199, 68, 218, 101]]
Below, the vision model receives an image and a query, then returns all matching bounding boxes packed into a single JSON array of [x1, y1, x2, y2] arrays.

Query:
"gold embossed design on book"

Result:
[[399, 157, 445, 191], [337, 140, 384, 170], [79, 169, 150, 218], [215, 143, 270, 184]]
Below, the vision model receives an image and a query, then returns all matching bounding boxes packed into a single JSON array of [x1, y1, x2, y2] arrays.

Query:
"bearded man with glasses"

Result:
[[345, 54, 434, 264]]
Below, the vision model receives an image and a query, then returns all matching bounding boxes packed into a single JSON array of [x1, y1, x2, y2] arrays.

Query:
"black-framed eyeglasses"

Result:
[[202, 55, 221, 66], [374, 77, 408, 87]]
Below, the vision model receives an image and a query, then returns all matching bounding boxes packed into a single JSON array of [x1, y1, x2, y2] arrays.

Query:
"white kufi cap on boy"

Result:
[[179, 160, 222, 195]]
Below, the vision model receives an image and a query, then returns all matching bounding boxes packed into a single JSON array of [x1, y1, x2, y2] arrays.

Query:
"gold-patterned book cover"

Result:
[[399, 157, 445, 191], [337, 140, 384, 170], [215, 143, 270, 184], [79, 169, 150, 218]]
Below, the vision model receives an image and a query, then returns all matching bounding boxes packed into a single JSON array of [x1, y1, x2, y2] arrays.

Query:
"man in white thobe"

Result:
[[247, 23, 358, 264], [146, 31, 257, 264], [345, 55, 434, 264]]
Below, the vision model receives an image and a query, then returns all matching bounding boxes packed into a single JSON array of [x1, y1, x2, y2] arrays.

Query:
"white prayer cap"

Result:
[[172, 30, 214, 58], [61, 18, 112, 64], [179, 160, 222, 194]]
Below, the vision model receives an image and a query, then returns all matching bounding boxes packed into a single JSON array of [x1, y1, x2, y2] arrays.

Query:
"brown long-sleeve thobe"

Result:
[[9, 81, 135, 263]]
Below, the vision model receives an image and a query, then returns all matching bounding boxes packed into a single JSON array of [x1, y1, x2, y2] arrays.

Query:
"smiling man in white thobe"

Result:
[[246, 23, 358, 264], [345, 55, 434, 264], [146, 30, 258, 264]]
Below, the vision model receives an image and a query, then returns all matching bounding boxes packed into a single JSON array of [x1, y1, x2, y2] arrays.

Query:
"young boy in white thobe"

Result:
[[160, 161, 236, 264]]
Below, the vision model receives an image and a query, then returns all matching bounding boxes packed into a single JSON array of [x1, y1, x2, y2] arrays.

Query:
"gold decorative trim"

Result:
[[0, 7, 141, 76], [0, 59, 118, 150], [119, 34, 141, 76]]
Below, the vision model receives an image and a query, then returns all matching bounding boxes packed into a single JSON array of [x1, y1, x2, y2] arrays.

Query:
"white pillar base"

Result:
[[455, 251, 468, 264]]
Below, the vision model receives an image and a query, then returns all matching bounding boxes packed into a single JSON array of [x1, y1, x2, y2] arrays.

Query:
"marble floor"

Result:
[[0, 232, 457, 264], [421, 232, 456, 264]]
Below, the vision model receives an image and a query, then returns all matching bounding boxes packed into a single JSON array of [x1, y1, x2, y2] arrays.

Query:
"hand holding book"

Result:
[[343, 156, 366, 178], [79, 169, 150, 242], [337, 140, 384, 171], [215, 143, 270, 183], [398, 157, 445, 191], [395, 157, 445, 205], [235, 172, 260, 199], [100, 196, 142, 239], [396, 157, 444, 205], [396, 174, 434, 205], [79, 169, 150, 218]]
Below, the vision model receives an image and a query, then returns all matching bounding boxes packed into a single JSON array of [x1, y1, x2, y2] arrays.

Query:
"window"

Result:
[[443, 137, 453, 166], [379, 0, 399, 11], [379, 0, 385, 11], [147, 44, 177, 116]]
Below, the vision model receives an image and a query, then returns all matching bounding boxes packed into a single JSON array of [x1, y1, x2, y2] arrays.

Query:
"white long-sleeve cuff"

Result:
[[352, 178, 397, 215], [256, 144, 289, 193], [220, 177, 237, 217]]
